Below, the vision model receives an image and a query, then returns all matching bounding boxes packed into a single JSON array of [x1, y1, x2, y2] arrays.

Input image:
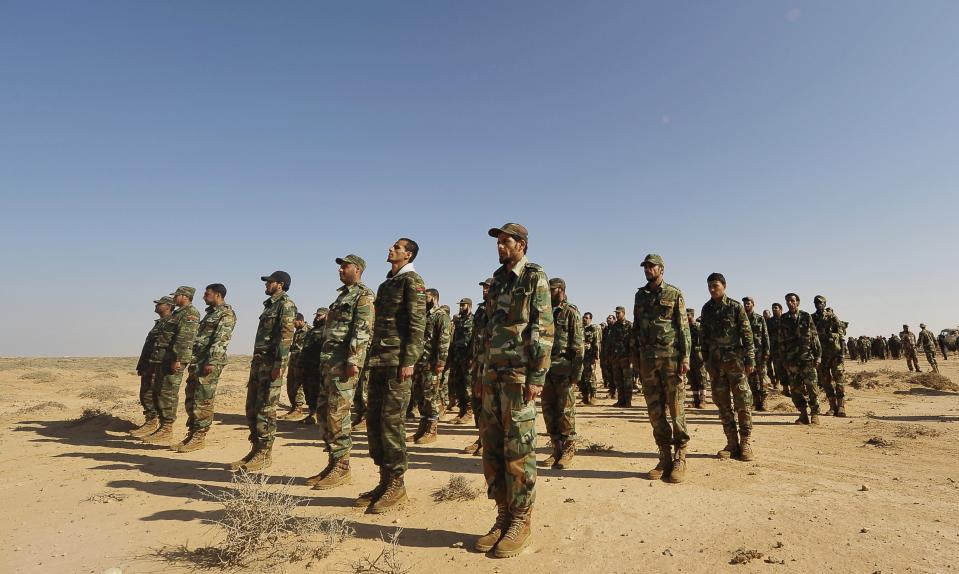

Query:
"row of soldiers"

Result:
[[847, 325, 944, 373]]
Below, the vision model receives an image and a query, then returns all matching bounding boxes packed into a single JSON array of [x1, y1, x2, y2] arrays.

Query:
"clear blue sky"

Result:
[[2, 1, 957, 356]]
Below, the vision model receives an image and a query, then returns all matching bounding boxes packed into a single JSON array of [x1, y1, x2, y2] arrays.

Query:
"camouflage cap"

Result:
[[459, 298, 473, 306], [480, 278, 494, 286], [174, 286, 195, 299], [335, 254, 367, 272], [920, 323, 926, 328], [154, 294, 175, 306], [686, 308, 695, 314], [548, 277, 566, 290], [315, 307, 329, 316], [487, 222, 529, 242], [814, 295, 827, 304], [742, 296, 754, 304], [641, 254, 665, 267], [615, 306, 626, 313]]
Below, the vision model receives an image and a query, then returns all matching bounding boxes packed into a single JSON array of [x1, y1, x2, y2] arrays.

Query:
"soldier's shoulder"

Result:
[[279, 294, 297, 311], [355, 282, 375, 296], [663, 282, 684, 296]]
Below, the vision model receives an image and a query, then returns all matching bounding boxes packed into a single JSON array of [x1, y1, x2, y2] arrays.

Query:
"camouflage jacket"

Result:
[[419, 305, 452, 370], [254, 291, 298, 371], [147, 314, 178, 364], [767, 314, 783, 357], [583, 324, 602, 364], [163, 303, 201, 365], [484, 256, 554, 386], [888, 335, 902, 351], [321, 282, 376, 368], [191, 303, 236, 367], [290, 326, 311, 357], [917, 329, 938, 353], [449, 311, 475, 365], [470, 302, 489, 367], [701, 296, 755, 367], [297, 319, 327, 373], [779, 310, 821, 365], [368, 263, 427, 368], [632, 281, 691, 362], [900, 331, 917, 351], [137, 318, 162, 372], [746, 311, 770, 359], [812, 309, 845, 357], [606, 320, 632, 359], [687, 320, 704, 366], [549, 300, 584, 380]]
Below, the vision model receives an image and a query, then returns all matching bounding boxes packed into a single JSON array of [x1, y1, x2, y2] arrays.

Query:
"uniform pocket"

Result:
[[507, 289, 532, 325], [506, 402, 537, 457], [380, 337, 401, 347]]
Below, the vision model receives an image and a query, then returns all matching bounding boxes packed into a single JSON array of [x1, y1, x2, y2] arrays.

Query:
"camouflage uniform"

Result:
[[743, 307, 769, 410], [184, 302, 236, 432], [152, 292, 200, 425], [412, 304, 451, 429], [246, 289, 297, 449], [888, 334, 902, 360], [701, 295, 754, 453], [812, 302, 847, 415], [858, 336, 872, 362], [468, 295, 491, 437], [286, 324, 312, 411], [599, 322, 612, 394], [298, 311, 327, 418], [917, 327, 939, 373], [137, 311, 168, 421], [606, 317, 633, 405], [449, 303, 475, 418], [901, 330, 920, 371], [543, 292, 584, 460], [767, 312, 787, 395], [687, 313, 707, 407], [779, 308, 822, 421], [580, 323, 603, 403]]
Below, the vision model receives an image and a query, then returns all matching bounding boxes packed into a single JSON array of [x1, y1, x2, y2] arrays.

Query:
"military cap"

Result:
[[686, 308, 695, 314], [641, 254, 665, 267], [459, 298, 473, 306], [548, 277, 566, 290], [335, 254, 367, 272], [174, 286, 196, 299], [315, 307, 329, 315], [295, 312, 305, 320], [261, 270, 291, 288], [154, 294, 175, 306], [615, 306, 626, 313], [480, 277, 494, 286], [742, 296, 754, 304], [487, 222, 529, 242], [920, 323, 926, 328], [814, 295, 827, 304]]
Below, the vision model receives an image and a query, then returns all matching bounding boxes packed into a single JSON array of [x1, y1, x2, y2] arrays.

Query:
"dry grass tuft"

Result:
[[849, 371, 880, 390], [17, 401, 67, 414], [585, 441, 615, 452], [894, 424, 943, 439], [78, 385, 130, 402], [72, 406, 110, 425], [18, 370, 58, 383], [909, 372, 959, 392], [865, 436, 896, 448], [431, 475, 481, 502], [730, 547, 764, 565], [351, 529, 410, 574]]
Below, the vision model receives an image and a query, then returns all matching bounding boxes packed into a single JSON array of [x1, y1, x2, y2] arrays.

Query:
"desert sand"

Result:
[[2, 356, 957, 573]]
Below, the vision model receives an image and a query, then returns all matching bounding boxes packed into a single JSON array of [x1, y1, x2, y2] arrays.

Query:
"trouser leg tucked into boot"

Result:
[[370, 473, 408, 514], [493, 507, 533, 558], [648, 445, 673, 479], [475, 503, 510, 552], [667, 445, 687, 483]]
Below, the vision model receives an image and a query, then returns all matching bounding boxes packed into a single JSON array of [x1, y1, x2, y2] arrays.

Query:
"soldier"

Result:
[[632, 254, 691, 483], [175, 284, 236, 452], [297, 307, 328, 425], [580, 312, 603, 405], [858, 335, 872, 362], [779, 293, 822, 424], [462, 278, 492, 455], [355, 238, 427, 514], [143, 286, 200, 446], [917, 323, 940, 373], [938, 332, 950, 360], [277, 313, 311, 419], [763, 309, 777, 389], [542, 278, 584, 469], [448, 297, 475, 424], [848, 336, 859, 361], [768, 303, 787, 396], [230, 271, 297, 472], [901, 325, 920, 371], [474, 223, 553, 558], [305, 255, 375, 490], [701, 274, 756, 461], [607, 306, 633, 406], [686, 309, 707, 408], [131, 295, 175, 438], [875, 334, 889, 360], [409, 289, 451, 444], [600, 315, 615, 398], [888, 333, 902, 360], [351, 345, 372, 430], [812, 296, 847, 417], [742, 297, 770, 411]]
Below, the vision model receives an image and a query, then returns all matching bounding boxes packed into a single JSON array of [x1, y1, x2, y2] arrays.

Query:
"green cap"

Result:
[[315, 307, 329, 316], [615, 306, 626, 313], [548, 277, 566, 289], [174, 286, 195, 299], [335, 254, 367, 272], [480, 278, 494, 286], [488, 222, 529, 242], [459, 298, 473, 306], [641, 254, 665, 268], [154, 294, 175, 306]]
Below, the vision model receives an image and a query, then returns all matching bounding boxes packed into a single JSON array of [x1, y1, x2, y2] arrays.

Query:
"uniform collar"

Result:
[[264, 291, 286, 306], [389, 262, 415, 278]]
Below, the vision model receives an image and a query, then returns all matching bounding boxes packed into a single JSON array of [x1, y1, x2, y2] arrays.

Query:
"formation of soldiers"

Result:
[[132, 222, 949, 559], [847, 324, 944, 373]]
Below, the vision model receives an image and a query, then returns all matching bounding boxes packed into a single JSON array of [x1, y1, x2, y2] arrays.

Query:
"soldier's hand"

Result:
[[271, 367, 282, 381], [433, 365, 444, 376], [744, 364, 754, 376], [202, 365, 214, 376], [345, 364, 359, 378], [171, 360, 182, 374], [399, 365, 414, 379], [680, 360, 690, 375], [525, 384, 543, 402]]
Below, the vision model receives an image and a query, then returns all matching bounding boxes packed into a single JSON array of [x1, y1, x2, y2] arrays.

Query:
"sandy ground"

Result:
[[1, 355, 958, 574]]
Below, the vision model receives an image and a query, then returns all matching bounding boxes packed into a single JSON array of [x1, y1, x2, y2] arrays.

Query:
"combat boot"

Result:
[[542, 440, 562, 468], [795, 407, 810, 425], [305, 455, 336, 487], [355, 466, 389, 508], [175, 430, 207, 453], [755, 396, 766, 412], [781, 385, 791, 397], [475, 504, 510, 552], [667, 445, 687, 483], [809, 407, 821, 425], [241, 447, 272, 472], [351, 416, 367, 430], [555, 440, 576, 470], [692, 393, 703, 409], [493, 507, 533, 558], [141, 423, 173, 445], [370, 474, 408, 514], [738, 433, 755, 461], [313, 457, 352, 490], [130, 417, 159, 437], [415, 420, 438, 444], [648, 445, 673, 479], [827, 396, 838, 416], [462, 438, 481, 455], [717, 430, 740, 459], [276, 408, 302, 420], [835, 397, 847, 418], [407, 419, 427, 443], [298, 413, 316, 425], [229, 443, 259, 471]]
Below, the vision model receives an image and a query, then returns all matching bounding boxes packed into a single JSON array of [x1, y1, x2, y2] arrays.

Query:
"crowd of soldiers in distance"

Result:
[[846, 329, 946, 373], [129, 222, 948, 559]]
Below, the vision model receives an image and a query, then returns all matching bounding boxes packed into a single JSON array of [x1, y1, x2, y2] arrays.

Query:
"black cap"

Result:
[[261, 270, 292, 289]]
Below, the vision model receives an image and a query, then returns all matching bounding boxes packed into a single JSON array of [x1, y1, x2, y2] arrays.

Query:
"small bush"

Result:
[[18, 370, 57, 383], [585, 441, 614, 452], [431, 475, 481, 502], [730, 548, 763, 565], [72, 406, 109, 425], [910, 372, 958, 392], [78, 385, 130, 402], [894, 424, 943, 439], [352, 529, 410, 574]]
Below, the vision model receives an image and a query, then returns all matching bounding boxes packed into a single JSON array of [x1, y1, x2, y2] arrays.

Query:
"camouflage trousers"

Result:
[[610, 359, 632, 402], [638, 357, 689, 447], [245, 356, 283, 448], [152, 363, 186, 424], [600, 360, 612, 389], [317, 364, 357, 461], [139, 370, 157, 419], [286, 361, 306, 410], [578, 359, 600, 398], [439, 368, 450, 407], [184, 363, 225, 432], [772, 355, 789, 393], [784, 361, 820, 415], [542, 371, 577, 443], [448, 360, 471, 416], [301, 369, 324, 414], [904, 348, 920, 371], [706, 359, 752, 436], [412, 365, 441, 421], [353, 364, 369, 420], [366, 366, 412, 478], [470, 361, 487, 433], [816, 354, 846, 399], [481, 368, 536, 513], [747, 356, 768, 407], [688, 359, 706, 393], [924, 349, 939, 373]]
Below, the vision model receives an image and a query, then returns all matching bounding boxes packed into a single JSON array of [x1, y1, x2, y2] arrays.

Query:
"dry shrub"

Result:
[[84, 491, 128, 504], [431, 475, 480, 502], [585, 441, 615, 452], [849, 371, 880, 390], [865, 436, 895, 448], [351, 529, 410, 574], [894, 424, 943, 439], [18, 370, 58, 383], [72, 406, 109, 425], [879, 368, 910, 381], [730, 548, 763, 565], [17, 401, 67, 414], [78, 385, 130, 402], [909, 372, 959, 392], [769, 402, 794, 412]]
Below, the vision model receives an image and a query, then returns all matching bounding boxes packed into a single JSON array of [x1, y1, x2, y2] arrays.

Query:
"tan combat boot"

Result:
[[298, 413, 317, 425], [355, 466, 390, 508], [352, 416, 367, 430], [141, 423, 173, 445], [795, 408, 810, 425], [667, 445, 687, 483], [542, 440, 562, 468], [738, 433, 755, 461], [475, 504, 510, 552], [305, 455, 336, 487], [493, 507, 533, 558], [229, 444, 258, 471], [809, 406, 821, 425], [462, 438, 481, 455], [175, 430, 207, 453], [835, 397, 847, 417], [555, 440, 576, 470], [648, 445, 673, 479], [407, 420, 427, 443], [312, 457, 351, 490], [415, 420, 438, 444], [370, 474, 408, 514], [241, 447, 272, 472], [717, 430, 740, 459], [130, 417, 159, 437]]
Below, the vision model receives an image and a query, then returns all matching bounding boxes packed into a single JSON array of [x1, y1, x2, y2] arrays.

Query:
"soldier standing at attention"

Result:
[[607, 307, 633, 406], [462, 279, 493, 455], [448, 298, 475, 424], [355, 239, 427, 514], [901, 325, 920, 372], [131, 295, 175, 438], [763, 310, 777, 389], [701, 276, 755, 460], [937, 331, 950, 360], [409, 288, 451, 444], [542, 278, 584, 470], [917, 324, 940, 373], [767, 303, 787, 395], [888, 333, 902, 360], [143, 286, 200, 446], [279, 313, 310, 419], [779, 293, 822, 425], [306, 255, 375, 490], [230, 271, 297, 472], [580, 312, 602, 405], [812, 296, 847, 417], [632, 254, 691, 483], [600, 314, 615, 398], [742, 297, 770, 411], [686, 309, 707, 409], [175, 284, 236, 453], [297, 307, 328, 426], [474, 223, 553, 558]]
